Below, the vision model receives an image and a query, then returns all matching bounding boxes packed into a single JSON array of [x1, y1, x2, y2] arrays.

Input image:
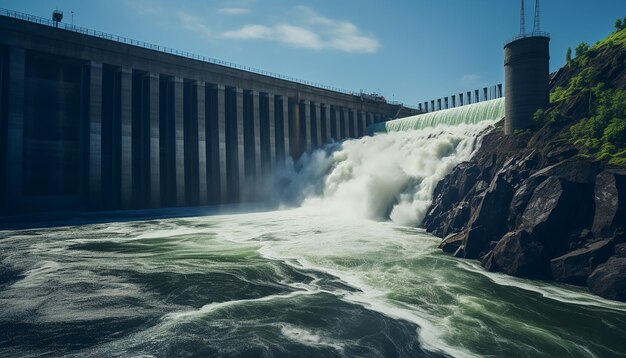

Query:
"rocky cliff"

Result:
[[423, 28, 626, 302]]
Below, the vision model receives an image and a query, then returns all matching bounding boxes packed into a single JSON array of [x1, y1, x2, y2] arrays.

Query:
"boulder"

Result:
[[592, 170, 626, 239], [615, 243, 626, 258], [439, 231, 465, 254], [587, 257, 626, 302], [441, 202, 470, 238], [550, 239, 614, 285], [463, 175, 514, 259], [493, 230, 547, 277], [528, 158, 599, 184], [480, 251, 500, 272], [508, 176, 546, 227], [521, 176, 595, 256]]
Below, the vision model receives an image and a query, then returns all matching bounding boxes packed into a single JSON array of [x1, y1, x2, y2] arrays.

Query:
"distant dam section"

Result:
[[369, 98, 505, 133], [0, 10, 419, 215]]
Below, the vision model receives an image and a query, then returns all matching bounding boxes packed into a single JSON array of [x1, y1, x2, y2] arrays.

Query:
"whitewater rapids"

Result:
[[1, 118, 626, 357]]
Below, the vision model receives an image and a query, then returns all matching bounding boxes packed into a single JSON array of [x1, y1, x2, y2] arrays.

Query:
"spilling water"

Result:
[[369, 98, 505, 133], [2, 104, 625, 357]]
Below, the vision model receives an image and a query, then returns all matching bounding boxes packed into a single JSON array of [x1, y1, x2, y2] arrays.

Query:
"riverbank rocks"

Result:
[[592, 170, 626, 240], [423, 36, 626, 302], [550, 239, 614, 285], [587, 257, 626, 301], [493, 230, 546, 277], [521, 176, 594, 255], [464, 176, 514, 259]]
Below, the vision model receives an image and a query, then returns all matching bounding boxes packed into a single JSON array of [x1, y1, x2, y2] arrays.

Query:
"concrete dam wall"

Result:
[[0, 14, 418, 215]]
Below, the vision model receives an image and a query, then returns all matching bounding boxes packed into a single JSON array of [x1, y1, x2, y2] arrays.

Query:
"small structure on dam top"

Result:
[[504, 0, 550, 135]]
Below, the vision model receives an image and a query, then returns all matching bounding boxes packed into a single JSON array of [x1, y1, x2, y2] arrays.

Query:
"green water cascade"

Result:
[[370, 97, 505, 133]]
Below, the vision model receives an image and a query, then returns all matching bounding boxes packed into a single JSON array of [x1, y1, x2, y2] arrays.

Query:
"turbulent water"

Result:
[[2, 118, 626, 357]]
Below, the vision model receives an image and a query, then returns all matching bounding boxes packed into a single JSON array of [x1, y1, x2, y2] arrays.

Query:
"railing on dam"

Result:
[[417, 84, 503, 113], [0, 7, 415, 108]]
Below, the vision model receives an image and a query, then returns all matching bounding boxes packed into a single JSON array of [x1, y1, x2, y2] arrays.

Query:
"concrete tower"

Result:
[[504, 0, 550, 135]]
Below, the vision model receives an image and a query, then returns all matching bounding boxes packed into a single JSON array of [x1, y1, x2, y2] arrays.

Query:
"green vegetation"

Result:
[[565, 47, 572, 63], [549, 22, 626, 165], [575, 42, 590, 58], [569, 86, 626, 165]]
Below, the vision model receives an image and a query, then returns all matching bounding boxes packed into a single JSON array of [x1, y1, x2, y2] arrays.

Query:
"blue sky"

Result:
[[1, 0, 624, 106]]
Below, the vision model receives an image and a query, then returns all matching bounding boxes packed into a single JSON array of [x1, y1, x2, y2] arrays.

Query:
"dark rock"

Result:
[[615, 243, 626, 258], [508, 176, 546, 227], [528, 158, 600, 184], [567, 229, 595, 251], [550, 239, 614, 285], [480, 251, 500, 272], [587, 257, 626, 302], [493, 230, 547, 277], [453, 245, 465, 258], [592, 170, 626, 239], [441, 202, 471, 238], [545, 146, 578, 163], [439, 232, 465, 254], [521, 176, 595, 256], [463, 175, 514, 259]]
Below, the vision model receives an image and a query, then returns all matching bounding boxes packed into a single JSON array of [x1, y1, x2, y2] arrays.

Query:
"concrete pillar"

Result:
[[235, 88, 245, 200], [215, 84, 228, 203], [342, 108, 349, 138], [194, 81, 208, 205], [452, 95, 456, 108], [281, 96, 289, 163], [334, 108, 341, 140], [324, 104, 331, 145], [313, 102, 321, 148], [367, 112, 374, 128], [467, 91, 472, 104], [266, 93, 276, 171], [437, 99, 442, 111], [171, 77, 185, 206], [350, 109, 357, 137], [459, 93, 464, 106], [144, 73, 160, 208], [117, 67, 132, 209], [289, 98, 300, 157], [444, 97, 449, 109], [86, 61, 103, 209], [483, 87, 488, 101], [498, 83, 503, 98], [4, 47, 25, 212], [302, 100, 311, 152], [475, 89, 480, 103], [431, 100, 435, 111], [251, 91, 261, 181], [359, 110, 366, 137]]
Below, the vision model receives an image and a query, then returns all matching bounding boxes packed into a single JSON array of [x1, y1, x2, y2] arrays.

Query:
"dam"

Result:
[[0, 9, 419, 215]]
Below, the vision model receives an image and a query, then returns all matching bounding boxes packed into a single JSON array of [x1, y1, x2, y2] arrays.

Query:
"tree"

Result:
[[575, 42, 590, 58], [566, 47, 572, 63], [616, 18, 624, 31]]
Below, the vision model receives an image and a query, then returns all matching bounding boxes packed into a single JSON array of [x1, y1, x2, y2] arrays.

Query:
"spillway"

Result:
[[369, 97, 505, 133]]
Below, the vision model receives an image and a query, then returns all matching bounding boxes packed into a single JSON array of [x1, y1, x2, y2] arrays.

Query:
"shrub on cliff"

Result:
[[569, 86, 626, 165]]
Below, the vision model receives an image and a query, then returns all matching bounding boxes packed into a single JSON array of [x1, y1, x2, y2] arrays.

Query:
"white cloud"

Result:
[[218, 8, 251, 16], [222, 25, 273, 39], [220, 6, 379, 53], [178, 12, 212, 39]]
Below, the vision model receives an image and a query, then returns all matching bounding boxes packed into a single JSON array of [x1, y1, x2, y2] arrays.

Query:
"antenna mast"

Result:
[[533, 0, 541, 33], [519, 0, 526, 35]]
